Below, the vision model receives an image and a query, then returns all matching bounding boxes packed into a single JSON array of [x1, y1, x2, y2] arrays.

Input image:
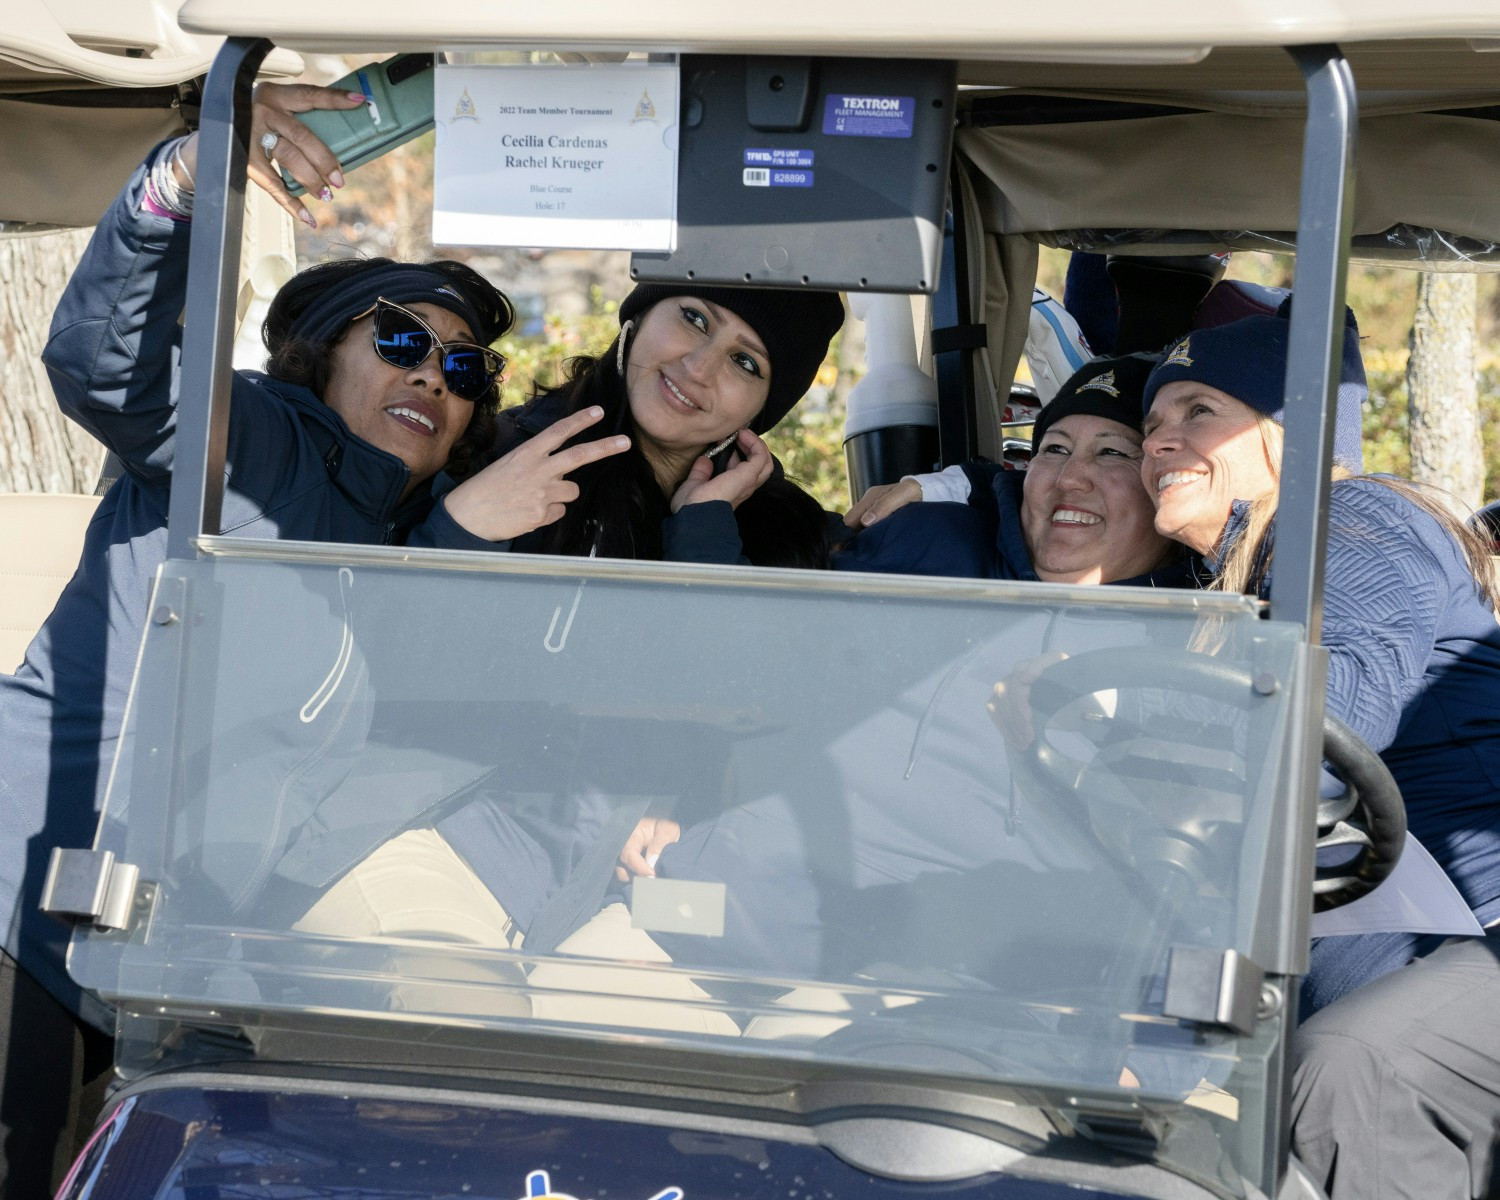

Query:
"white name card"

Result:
[[433, 62, 679, 251]]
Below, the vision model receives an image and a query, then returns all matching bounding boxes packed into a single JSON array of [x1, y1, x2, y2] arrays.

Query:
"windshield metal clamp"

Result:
[[39, 848, 142, 932], [1162, 946, 1265, 1036]]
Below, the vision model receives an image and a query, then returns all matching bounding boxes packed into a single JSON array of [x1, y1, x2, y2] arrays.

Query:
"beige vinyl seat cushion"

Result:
[[0, 493, 100, 673]]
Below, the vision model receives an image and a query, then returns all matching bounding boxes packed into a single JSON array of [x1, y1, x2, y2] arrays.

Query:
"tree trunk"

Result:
[[0, 229, 105, 493], [1407, 272, 1483, 509]]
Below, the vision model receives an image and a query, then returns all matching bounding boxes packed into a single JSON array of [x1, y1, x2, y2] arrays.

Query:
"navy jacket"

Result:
[[832, 464, 1191, 589], [1, 146, 451, 1024], [1255, 481, 1500, 1008]]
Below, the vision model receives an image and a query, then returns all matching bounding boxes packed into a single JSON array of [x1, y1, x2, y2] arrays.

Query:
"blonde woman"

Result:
[[1140, 312, 1500, 1200]]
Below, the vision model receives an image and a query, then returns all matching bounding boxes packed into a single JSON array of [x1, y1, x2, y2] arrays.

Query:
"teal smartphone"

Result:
[[280, 54, 436, 196]]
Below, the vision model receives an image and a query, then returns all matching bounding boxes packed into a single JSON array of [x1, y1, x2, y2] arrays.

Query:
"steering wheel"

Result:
[[1020, 647, 1406, 911]]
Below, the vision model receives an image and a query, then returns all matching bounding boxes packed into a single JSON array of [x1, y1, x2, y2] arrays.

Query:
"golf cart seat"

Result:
[[0, 492, 100, 673]]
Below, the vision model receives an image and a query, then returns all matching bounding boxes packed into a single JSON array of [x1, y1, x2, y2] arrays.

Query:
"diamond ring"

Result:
[[259, 130, 280, 160]]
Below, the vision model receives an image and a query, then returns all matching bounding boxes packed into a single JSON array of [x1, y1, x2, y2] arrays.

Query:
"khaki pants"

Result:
[[296, 831, 735, 1033], [529, 903, 740, 1036], [294, 827, 529, 1017]]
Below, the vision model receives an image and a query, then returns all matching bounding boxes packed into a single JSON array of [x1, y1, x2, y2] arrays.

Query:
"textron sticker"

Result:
[[822, 94, 914, 138], [523, 1169, 684, 1200]]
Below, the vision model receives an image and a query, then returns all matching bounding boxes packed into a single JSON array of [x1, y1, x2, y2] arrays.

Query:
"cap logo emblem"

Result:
[[1165, 338, 1193, 367], [1078, 370, 1120, 397]]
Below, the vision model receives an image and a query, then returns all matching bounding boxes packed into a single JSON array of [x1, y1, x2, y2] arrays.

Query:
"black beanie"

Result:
[[618, 283, 845, 434], [1032, 352, 1160, 451]]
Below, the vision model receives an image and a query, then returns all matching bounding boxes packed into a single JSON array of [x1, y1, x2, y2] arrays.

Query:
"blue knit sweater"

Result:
[[1254, 480, 1500, 923], [1244, 479, 1500, 1009]]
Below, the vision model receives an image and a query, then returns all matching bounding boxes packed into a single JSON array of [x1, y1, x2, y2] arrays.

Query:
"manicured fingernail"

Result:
[[329, 170, 345, 189], [318, 186, 334, 202], [298, 207, 317, 228], [347, 91, 365, 102], [589, 406, 603, 417], [615, 437, 630, 449]]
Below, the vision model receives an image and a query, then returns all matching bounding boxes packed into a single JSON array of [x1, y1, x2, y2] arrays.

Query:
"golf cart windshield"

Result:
[[70, 540, 1313, 1192]]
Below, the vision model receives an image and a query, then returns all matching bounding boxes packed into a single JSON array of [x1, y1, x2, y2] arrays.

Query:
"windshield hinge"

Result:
[[1162, 946, 1265, 1035], [40, 848, 147, 933]]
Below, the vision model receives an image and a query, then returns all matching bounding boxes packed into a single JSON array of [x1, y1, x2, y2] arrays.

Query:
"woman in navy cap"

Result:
[[1139, 311, 1500, 1200], [834, 352, 1184, 587]]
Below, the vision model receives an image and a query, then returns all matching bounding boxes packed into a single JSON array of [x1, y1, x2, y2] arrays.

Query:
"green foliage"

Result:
[[763, 388, 850, 513], [1361, 359, 1410, 478], [494, 286, 620, 410]]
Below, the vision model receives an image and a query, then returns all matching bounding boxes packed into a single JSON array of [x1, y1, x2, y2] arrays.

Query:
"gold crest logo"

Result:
[[1165, 337, 1193, 367], [632, 90, 658, 123], [1078, 369, 1120, 397], [453, 87, 479, 122]]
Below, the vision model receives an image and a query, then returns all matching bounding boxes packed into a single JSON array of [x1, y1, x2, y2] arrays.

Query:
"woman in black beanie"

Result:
[[425, 282, 845, 567]]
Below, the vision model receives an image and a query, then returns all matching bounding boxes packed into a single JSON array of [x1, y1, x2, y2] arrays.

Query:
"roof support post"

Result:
[[167, 37, 272, 561], [932, 168, 978, 467], [1272, 46, 1357, 638], [1264, 39, 1357, 1198]]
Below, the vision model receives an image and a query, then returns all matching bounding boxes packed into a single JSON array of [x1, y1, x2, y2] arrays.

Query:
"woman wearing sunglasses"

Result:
[[0, 81, 631, 1190]]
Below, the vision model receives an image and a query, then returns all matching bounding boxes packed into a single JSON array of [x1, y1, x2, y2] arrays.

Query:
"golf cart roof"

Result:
[[0, 0, 299, 229], [174, 0, 1500, 95]]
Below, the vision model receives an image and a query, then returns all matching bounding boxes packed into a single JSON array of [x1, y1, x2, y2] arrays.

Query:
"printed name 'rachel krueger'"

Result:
[[504, 155, 606, 172]]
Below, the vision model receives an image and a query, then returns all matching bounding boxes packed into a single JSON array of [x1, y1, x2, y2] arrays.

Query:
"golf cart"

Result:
[[16, 3, 1500, 1198]]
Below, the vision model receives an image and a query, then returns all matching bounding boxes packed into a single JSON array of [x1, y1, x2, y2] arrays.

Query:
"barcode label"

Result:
[[742, 168, 770, 186]]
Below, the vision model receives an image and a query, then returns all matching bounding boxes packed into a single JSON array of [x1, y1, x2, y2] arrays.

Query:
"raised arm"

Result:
[[41, 143, 194, 481], [39, 84, 364, 483]]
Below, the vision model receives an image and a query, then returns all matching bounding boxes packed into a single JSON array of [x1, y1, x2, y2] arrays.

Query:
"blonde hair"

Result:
[[1209, 417, 1500, 610]]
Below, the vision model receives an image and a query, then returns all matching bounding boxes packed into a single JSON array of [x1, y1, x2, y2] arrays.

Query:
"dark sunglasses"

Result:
[[354, 298, 505, 403]]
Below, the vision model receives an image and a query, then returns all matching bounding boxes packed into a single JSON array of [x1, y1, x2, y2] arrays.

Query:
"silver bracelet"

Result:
[[170, 137, 196, 196], [146, 136, 195, 219]]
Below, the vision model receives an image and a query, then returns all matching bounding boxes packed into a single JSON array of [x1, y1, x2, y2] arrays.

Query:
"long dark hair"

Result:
[[505, 336, 828, 567], [262, 258, 508, 481]]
